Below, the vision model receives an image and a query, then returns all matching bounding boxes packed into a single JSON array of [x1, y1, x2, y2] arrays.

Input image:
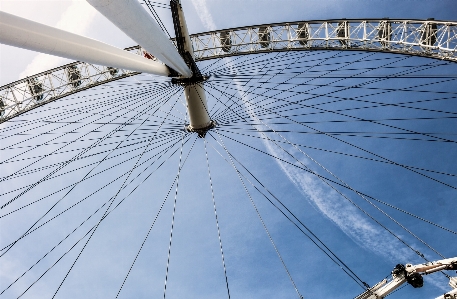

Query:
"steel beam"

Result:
[[189, 19, 457, 62], [2, 19, 457, 123], [170, 0, 212, 131], [87, 0, 192, 77], [0, 11, 170, 77], [0, 57, 140, 123]]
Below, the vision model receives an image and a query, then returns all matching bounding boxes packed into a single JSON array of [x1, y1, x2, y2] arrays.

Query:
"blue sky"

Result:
[[1, 0, 456, 298]]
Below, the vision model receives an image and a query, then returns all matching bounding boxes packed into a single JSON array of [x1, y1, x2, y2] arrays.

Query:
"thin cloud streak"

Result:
[[190, 0, 217, 31], [265, 142, 412, 259], [189, 0, 411, 262], [19, 0, 97, 79], [237, 75, 448, 291], [190, 0, 448, 291]]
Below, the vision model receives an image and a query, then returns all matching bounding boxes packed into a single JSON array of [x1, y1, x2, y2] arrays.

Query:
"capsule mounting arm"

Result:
[[355, 257, 457, 299]]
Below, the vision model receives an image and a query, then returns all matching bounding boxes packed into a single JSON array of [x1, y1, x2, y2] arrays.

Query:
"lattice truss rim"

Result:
[[1, 18, 456, 123], [191, 19, 457, 60]]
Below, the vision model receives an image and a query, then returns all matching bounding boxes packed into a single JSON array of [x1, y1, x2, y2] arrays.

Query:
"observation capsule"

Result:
[[220, 31, 232, 53], [258, 26, 270, 48], [378, 20, 392, 48], [66, 64, 82, 88], [107, 67, 118, 77], [297, 23, 309, 46], [0, 99, 5, 117], [27, 78, 44, 102], [337, 21, 349, 46]]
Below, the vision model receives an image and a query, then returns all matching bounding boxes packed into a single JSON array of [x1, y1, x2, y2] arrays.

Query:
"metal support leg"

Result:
[[170, 0, 213, 135], [0, 11, 171, 77]]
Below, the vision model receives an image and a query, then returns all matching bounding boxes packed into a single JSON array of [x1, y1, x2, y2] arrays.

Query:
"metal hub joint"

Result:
[[171, 73, 209, 86], [170, 0, 214, 136], [185, 120, 217, 138]]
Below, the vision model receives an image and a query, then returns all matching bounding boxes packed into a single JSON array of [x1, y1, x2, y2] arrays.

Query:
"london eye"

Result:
[[0, 1, 456, 298]]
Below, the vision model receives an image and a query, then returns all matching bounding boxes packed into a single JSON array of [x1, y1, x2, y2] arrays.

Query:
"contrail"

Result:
[[190, 0, 448, 291]]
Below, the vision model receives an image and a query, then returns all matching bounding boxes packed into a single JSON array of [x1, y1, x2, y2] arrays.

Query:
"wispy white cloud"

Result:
[[192, 0, 414, 261], [264, 142, 412, 259], [240, 76, 449, 292], [190, 0, 410, 263], [190, 0, 217, 31], [190, 0, 449, 292], [19, 0, 97, 79]]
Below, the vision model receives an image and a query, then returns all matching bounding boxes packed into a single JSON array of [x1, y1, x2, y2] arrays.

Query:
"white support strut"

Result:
[[185, 83, 211, 130], [87, 0, 192, 77], [0, 11, 170, 77], [172, 1, 212, 130], [356, 257, 457, 299]]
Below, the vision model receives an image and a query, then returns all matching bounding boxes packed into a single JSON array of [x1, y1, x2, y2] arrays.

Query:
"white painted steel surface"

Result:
[[173, 1, 211, 129], [87, 0, 192, 77], [3, 19, 457, 123], [356, 257, 457, 299], [185, 84, 211, 129], [0, 11, 170, 77], [176, 2, 195, 57], [190, 19, 457, 62], [0, 50, 141, 123]]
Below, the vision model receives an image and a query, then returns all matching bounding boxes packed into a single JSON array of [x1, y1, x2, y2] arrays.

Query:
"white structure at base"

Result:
[[0, 11, 170, 77], [87, 0, 192, 78], [435, 277, 457, 299], [185, 84, 211, 130], [356, 257, 457, 299]]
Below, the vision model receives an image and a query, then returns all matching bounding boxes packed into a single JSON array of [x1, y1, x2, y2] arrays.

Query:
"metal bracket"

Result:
[[171, 52, 208, 85], [185, 120, 217, 138]]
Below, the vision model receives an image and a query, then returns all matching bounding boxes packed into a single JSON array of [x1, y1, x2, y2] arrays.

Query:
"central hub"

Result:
[[170, 0, 214, 138], [185, 120, 217, 138], [171, 73, 209, 86]]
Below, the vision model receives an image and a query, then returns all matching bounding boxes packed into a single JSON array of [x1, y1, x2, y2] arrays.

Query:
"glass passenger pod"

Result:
[[107, 67, 119, 77], [297, 23, 309, 46], [26, 78, 44, 102], [378, 20, 392, 48], [421, 19, 437, 50], [0, 98, 5, 117], [337, 21, 349, 47], [219, 31, 232, 53], [258, 26, 270, 48], [65, 64, 82, 89]]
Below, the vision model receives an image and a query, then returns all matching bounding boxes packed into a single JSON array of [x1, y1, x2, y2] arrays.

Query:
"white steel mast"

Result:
[[169, 0, 214, 135], [86, 0, 192, 77], [0, 11, 170, 77]]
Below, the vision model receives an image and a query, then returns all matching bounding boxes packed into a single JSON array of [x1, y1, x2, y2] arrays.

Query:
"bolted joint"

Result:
[[167, 65, 180, 78], [171, 51, 208, 86], [171, 74, 209, 86], [185, 120, 217, 138]]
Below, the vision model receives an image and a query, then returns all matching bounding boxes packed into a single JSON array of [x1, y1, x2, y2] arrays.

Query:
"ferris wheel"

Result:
[[0, 1, 456, 298]]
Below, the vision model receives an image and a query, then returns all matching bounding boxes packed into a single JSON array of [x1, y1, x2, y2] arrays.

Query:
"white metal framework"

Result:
[[1, 18, 456, 124], [355, 257, 457, 299], [86, 0, 192, 77], [0, 46, 143, 123], [0, 4, 456, 298], [190, 19, 457, 61]]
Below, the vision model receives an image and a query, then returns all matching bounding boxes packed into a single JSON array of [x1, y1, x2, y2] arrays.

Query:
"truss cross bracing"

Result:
[[1, 19, 456, 123], [190, 19, 457, 61]]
